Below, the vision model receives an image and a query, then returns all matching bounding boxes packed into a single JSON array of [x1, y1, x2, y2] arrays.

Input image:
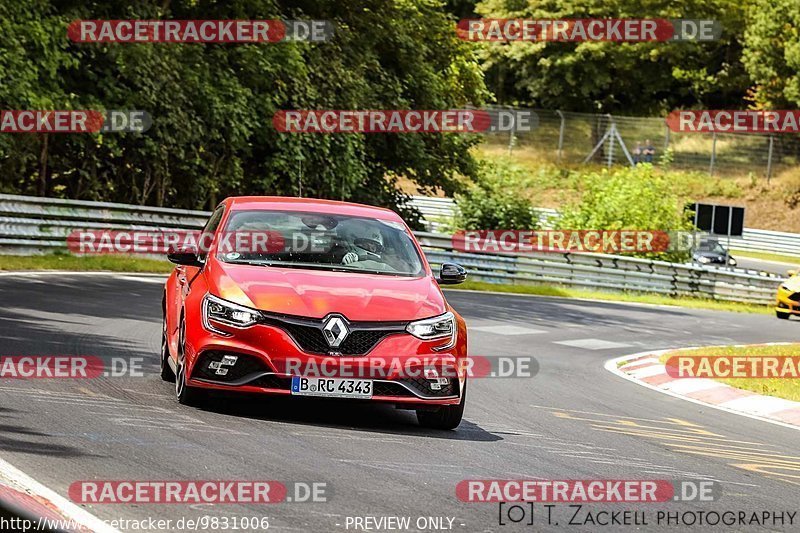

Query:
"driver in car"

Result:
[[340, 225, 384, 265]]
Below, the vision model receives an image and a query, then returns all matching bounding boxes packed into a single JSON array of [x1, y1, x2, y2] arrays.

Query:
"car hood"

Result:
[[206, 260, 447, 321], [784, 275, 800, 292]]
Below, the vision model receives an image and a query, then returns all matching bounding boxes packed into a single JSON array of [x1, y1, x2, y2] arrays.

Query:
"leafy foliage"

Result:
[[742, 0, 800, 107], [557, 165, 693, 261], [474, 0, 750, 113], [455, 160, 539, 229], [0, 0, 487, 221]]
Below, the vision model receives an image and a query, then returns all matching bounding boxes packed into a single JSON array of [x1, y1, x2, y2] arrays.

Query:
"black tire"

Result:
[[416, 381, 466, 430], [160, 311, 175, 382], [777, 310, 791, 320], [174, 316, 204, 406]]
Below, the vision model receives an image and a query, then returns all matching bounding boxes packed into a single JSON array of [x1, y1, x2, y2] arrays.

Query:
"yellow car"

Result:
[[777, 269, 800, 319]]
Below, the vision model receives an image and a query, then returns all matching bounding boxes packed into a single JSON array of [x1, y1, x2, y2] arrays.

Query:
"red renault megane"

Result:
[[161, 197, 469, 429]]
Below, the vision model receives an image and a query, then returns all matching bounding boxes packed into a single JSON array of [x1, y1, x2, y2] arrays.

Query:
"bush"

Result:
[[454, 161, 539, 230], [557, 165, 694, 262]]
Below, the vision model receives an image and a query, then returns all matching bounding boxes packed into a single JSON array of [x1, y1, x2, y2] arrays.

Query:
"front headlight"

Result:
[[697, 256, 711, 264], [406, 312, 456, 351], [203, 294, 260, 334], [781, 284, 792, 292]]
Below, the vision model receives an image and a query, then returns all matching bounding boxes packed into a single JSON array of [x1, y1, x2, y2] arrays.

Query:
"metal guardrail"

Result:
[[416, 233, 778, 305], [0, 194, 781, 305], [407, 196, 558, 231], [730, 228, 800, 257], [408, 195, 799, 260]]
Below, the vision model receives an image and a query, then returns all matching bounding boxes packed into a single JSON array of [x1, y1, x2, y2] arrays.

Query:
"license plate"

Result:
[[291, 377, 373, 399]]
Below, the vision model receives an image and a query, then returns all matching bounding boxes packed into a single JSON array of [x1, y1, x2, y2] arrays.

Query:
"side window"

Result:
[[197, 206, 225, 262]]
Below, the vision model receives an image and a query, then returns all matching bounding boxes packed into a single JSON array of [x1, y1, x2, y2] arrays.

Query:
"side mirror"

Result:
[[168, 245, 203, 267], [788, 269, 798, 277], [437, 263, 467, 285]]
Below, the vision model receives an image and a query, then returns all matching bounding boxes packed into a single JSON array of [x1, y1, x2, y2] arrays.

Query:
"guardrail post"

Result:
[[766, 135, 774, 183], [556, 110, 565, 162], [709, 133, 717, 176], [606, 115, 614, 169]]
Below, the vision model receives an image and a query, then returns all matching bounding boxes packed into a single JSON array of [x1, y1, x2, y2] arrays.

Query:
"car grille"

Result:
[[281, 324, 396, 355], [400, 377, 458, 397], [373, 381, 414, 397], [373, 379, 459, 398], [250, 374, 293, 390], [260, 313, 407, 356]]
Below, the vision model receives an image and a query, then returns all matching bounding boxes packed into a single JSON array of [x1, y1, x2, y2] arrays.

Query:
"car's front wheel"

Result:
[[416, 382, 466, 430], [160, 311, 175, 382], [175, 316, 205, 406], [777, 310, 791, 320]]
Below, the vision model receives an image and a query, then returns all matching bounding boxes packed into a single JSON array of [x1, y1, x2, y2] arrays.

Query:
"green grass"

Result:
[[0, 253, 173, 273], [731, 249, 800, 266], [447, 280, 772, 314], [658, 344, 800, 402]]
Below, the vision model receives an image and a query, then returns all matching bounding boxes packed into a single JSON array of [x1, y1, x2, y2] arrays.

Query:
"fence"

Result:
[[407, 195, 799, 260], [482, 107, 800, 179], [0, 194, 781, 305]]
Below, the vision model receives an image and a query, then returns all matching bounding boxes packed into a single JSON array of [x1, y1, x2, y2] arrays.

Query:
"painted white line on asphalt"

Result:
[[555, 338, 632, 350], [718, 395, 800, 416], [471, 325, 546, 336], [606, 345, 800, 433], [117, 275, 168, 284], [0, 456, 119, 533], [444, 287, 682, 310], [0, 271, 167, 278]]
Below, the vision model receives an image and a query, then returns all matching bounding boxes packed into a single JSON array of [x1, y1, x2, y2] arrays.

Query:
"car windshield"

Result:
[[699, 241, 726, 254], [217, 209, 425, 276]]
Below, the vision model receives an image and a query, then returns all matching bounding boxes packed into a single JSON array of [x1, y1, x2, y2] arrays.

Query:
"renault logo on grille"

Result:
[[322, 315, 349, 348]]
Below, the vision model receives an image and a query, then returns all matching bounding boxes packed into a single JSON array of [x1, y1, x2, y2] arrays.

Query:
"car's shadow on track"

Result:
[[192, 393, 501, 442]]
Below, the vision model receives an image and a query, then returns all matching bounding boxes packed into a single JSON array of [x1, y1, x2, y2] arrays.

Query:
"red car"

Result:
[[161, 196, 469, 429]]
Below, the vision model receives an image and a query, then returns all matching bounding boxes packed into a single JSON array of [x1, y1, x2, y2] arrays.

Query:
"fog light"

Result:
[[430, 378, 449, 391], [423, 368, 449, 390], [208, 355, 238, 376]]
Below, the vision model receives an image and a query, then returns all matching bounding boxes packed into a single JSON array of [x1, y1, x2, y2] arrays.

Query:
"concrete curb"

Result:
[[605, 343, 800, 432]]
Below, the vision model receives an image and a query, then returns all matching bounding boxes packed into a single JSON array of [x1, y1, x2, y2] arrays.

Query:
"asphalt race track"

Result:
[[1, 272, 799, 532]]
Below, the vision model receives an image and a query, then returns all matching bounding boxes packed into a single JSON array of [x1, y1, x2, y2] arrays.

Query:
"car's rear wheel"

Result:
[[777, 310, 791, 320], [175, 316, 204, 406], [416, 381, 466, 430], [160, 311, 175, 382]]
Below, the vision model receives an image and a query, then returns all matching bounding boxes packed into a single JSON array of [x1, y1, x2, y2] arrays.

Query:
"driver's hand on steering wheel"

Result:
[[342, 252, 359, 265]]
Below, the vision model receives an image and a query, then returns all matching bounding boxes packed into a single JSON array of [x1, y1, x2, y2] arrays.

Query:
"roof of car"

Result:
[[223, 196, 403, 221]]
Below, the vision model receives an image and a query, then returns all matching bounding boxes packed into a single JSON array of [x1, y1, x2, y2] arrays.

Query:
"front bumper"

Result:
[[776, 286, 800, 316], [183, 310, 466, 406]]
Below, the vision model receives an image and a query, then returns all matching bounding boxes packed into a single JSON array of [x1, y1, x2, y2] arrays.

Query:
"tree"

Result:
[[742, 0, 800, 108], [0, 0, 488, 224], [474, 0, 750, 114]]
